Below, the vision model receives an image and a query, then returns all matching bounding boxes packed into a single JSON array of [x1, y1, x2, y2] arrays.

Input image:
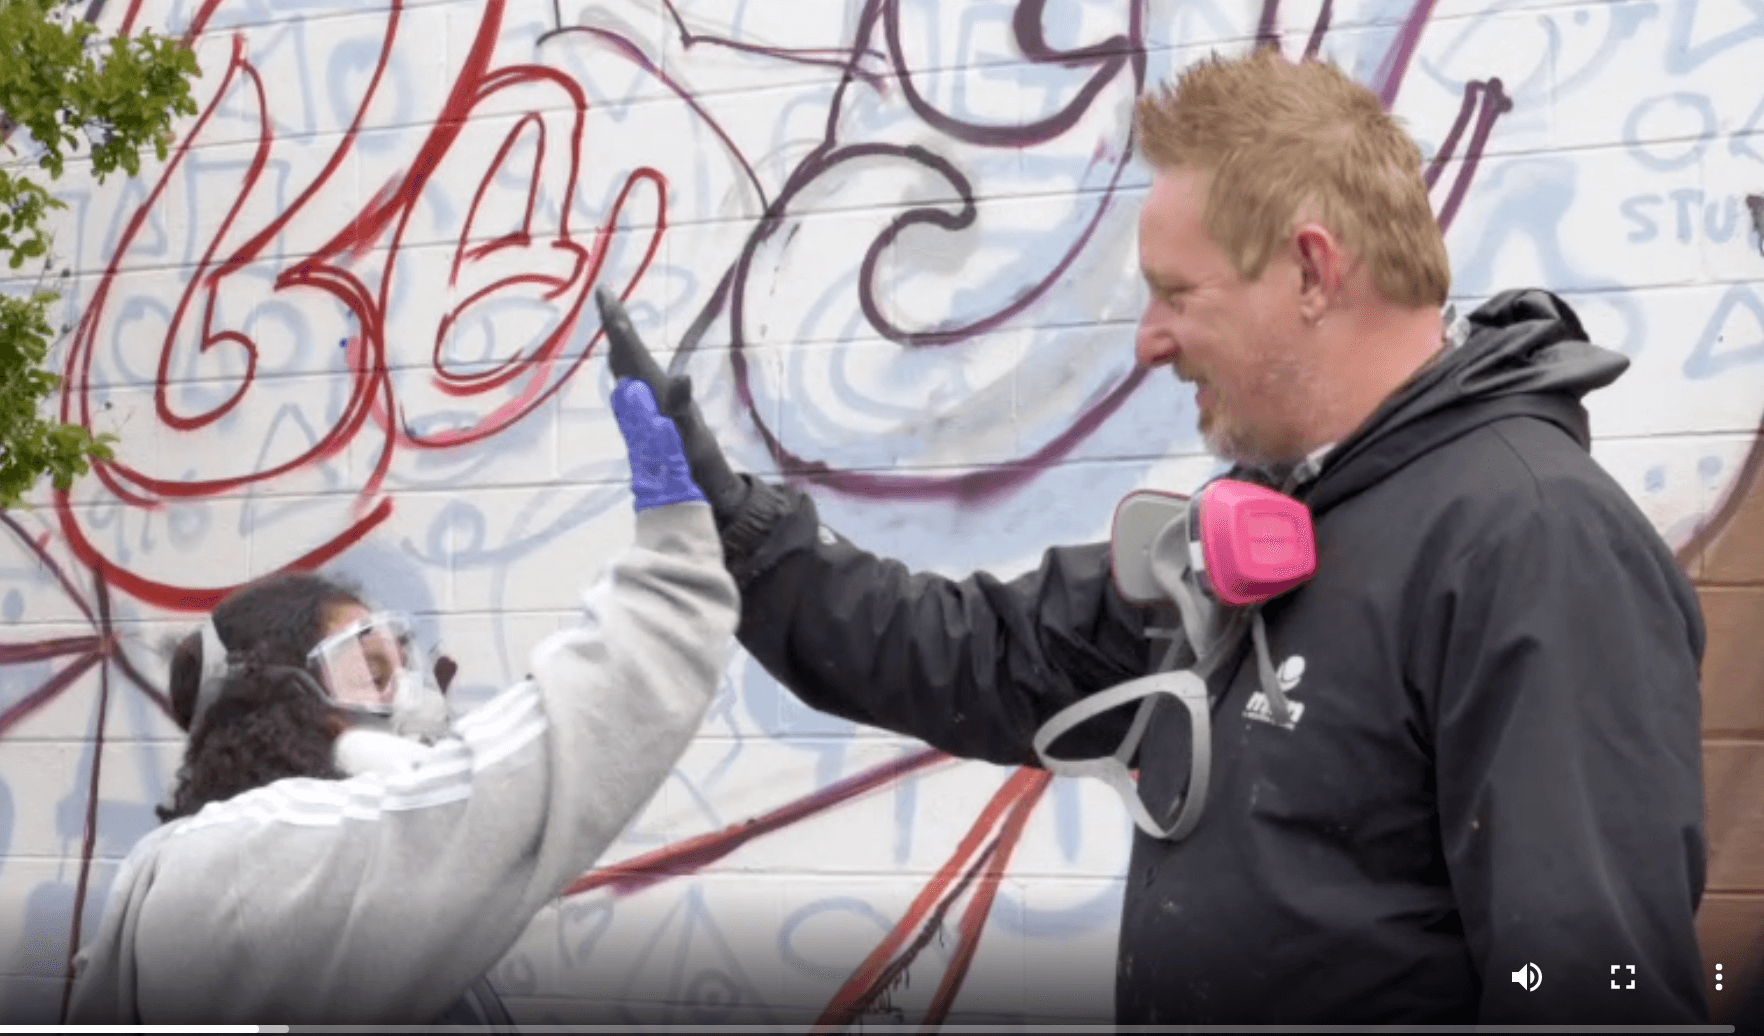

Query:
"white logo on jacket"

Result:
[[1245, 655, 1306, 730]]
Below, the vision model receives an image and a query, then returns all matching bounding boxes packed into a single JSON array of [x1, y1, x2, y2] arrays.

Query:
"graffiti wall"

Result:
[[3, 0, 1761, 1025]]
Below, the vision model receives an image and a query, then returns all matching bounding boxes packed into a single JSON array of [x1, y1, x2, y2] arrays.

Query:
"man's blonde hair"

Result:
[[1134, 48, 1450, 308]]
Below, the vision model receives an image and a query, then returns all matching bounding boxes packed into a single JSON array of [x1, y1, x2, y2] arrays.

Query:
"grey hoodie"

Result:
[[68, 501, 738, 1024]]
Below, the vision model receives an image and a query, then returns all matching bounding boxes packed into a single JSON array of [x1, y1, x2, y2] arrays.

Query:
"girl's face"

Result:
[[313, 601, 453, 745], [321, 601, 371, 636], [313, 601, 408, 708]]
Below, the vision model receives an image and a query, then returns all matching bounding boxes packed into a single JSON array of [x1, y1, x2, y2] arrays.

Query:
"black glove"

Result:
[[595, 287, 749, 521]]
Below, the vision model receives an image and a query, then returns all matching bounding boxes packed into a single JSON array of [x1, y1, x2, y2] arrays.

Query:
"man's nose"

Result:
[[1136, 318, 1176, 369]]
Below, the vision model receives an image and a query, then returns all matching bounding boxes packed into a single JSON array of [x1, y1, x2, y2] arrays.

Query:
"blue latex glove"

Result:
[[612, 378, 708, 512]]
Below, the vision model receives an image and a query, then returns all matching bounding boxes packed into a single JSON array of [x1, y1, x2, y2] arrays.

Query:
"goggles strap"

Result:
[[190, 618, 333, 732], [190, 616, 232, 732]]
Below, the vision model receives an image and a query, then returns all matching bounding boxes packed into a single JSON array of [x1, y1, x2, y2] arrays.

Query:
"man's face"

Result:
[[1135, 168, 1317, 468]]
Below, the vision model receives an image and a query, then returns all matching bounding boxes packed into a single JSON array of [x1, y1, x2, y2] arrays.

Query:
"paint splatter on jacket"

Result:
[[722, 289, 1708, 1025], [68, 502, 739, 1024]]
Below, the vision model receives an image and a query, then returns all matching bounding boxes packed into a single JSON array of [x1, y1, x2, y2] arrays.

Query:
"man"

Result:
[[596, 47, 1707, 1024]]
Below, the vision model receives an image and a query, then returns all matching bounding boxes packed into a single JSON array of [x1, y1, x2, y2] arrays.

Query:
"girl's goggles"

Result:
[[306, 611, 415, 714]]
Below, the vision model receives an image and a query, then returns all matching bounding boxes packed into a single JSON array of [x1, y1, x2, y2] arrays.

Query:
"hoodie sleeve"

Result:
[[69, 501, 737, 1024], [1417, 471, 1707, 1024], [728, 478, 1155, 766]]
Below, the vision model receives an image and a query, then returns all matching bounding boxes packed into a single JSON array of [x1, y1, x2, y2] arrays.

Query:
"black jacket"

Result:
[[722, 289, 1708, 1024]]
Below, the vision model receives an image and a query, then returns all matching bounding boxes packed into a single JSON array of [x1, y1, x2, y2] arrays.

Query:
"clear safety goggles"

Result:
[[306, 611, 416, 714]]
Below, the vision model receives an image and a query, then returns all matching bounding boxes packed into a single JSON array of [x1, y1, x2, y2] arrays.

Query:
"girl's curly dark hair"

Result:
[[159, 572, 363, 822]]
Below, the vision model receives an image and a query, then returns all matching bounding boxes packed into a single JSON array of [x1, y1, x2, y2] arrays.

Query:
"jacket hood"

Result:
[[1299, 288, 1629, 516]]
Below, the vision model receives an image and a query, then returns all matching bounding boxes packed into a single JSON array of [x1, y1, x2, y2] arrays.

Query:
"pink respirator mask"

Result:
[[1110, 478, 1317, 609], [1032, 479, 1318, 842]]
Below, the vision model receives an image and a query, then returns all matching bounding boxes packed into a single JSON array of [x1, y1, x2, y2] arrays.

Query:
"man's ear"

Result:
[[1291, 222, 1344, 324]]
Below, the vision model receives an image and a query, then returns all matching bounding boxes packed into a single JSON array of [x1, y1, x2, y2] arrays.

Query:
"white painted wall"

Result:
[[3, 0, 1761, 1024]]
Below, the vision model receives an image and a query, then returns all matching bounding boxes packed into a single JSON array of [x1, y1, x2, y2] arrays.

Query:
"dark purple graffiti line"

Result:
[[0, 636, 103, 665], [1433, 79, 1512, 233], [809, 767, 1051, 1030], [564, 746, 954, 898], [678, 0, 1492, 509], [885, 0, 1135, 146], [0, 519, 95, 627], [826, 139, 1133, 350], [701, 0, 1151, 506], [533, 24, 769, 210], [0, 510, 174, 1011], [1423, 81, 1483, 192], [535, 0, 1156, 506], [1370, 0, 1442, 108], [1305, 0, 1335, 59], [0, 512, 172, 730], [59, 575, 115, 1023], [821, 839, 1002, 1029], [658, 0, 891, 89], [0, 651, 102, 741], [1010, 0, 1136, 63], [1258, 0, 1284, 51]]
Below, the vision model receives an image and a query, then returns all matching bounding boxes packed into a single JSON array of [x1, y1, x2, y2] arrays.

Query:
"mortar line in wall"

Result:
[[34, 305, 1764, 395], [147, 0, 1623, 65], [28, 428, 1764, 513], [4, 609, 585, 625], [26, 116, 1757, 217], [2, 731, 965, 746], [20, 252, 1764, 307], [16, 120, 1762, 197], [171, 0, 1688, 91], [39, 455, 1213, 509], [0, 861, 1133, 889]]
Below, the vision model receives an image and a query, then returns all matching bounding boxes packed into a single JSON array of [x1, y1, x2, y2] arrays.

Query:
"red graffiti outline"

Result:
[[52, 0, 663, 611]]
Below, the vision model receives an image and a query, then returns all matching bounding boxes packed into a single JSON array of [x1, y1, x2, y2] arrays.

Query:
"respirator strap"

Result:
[[1032, 668, 1213, 841], [1030, 586, 1255, 842], [1108, 622, 1189, 773], [1250, 610, 1294, 727]]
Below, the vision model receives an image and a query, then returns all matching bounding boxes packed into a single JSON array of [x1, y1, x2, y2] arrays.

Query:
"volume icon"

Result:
[[1510, 962, 1543, 992]]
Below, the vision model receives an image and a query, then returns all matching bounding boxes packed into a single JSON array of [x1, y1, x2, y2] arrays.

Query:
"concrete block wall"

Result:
[[1, 0, 1760, 1025]]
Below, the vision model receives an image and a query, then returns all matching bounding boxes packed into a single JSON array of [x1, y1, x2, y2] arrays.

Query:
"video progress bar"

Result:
[[5, 1027, 1738, 1034]]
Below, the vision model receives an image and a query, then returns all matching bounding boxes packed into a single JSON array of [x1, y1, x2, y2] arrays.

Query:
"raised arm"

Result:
[[594, 289, 1154, 765], [733, 479, 1153, 764]]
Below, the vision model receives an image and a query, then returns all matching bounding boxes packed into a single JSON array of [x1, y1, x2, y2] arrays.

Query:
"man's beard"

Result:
[[1204, 420, 1290, 470], [1196, 353, 1319, 470]]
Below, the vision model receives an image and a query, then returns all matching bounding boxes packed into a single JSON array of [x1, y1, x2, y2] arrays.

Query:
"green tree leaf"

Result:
[[0, 0, 198, 509]]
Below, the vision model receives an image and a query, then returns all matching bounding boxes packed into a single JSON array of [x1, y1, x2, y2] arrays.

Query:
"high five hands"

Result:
[[596, 288, 748, 520]]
